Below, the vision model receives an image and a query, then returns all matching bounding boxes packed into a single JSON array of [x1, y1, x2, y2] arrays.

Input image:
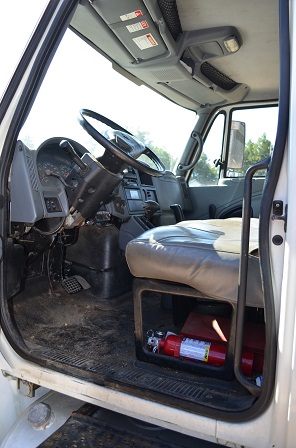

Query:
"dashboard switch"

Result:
[[44, 197, 62, 213]]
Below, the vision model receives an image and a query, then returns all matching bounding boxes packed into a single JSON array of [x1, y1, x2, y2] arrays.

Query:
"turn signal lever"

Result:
[[60, 140, 88, 171], [142, 200, 160, 221]]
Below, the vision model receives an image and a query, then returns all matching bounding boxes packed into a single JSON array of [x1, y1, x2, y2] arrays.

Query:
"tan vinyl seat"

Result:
[[126, 217, 263, 307]]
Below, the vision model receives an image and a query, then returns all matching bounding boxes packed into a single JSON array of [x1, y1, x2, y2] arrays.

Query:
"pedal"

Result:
[[62, 275, 91, 294]]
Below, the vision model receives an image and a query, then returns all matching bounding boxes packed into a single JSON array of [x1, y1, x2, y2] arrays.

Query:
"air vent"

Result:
[[200, 62, 238, 91], [152, 62, 192, 82], [152, 68, 185, 81]]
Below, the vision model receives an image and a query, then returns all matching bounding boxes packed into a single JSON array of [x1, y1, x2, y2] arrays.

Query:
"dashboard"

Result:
[[10, 138, 85, 224], [10, 137, 191, 227]]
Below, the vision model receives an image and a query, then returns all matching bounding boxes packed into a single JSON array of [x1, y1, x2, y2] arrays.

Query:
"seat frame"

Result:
[[133, 277, 237, 380]]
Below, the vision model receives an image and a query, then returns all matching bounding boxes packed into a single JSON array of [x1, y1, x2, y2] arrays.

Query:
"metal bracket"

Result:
[[214, 158, 225, 169], [18, 379, 38, 398], [2, 371, 38, 398]]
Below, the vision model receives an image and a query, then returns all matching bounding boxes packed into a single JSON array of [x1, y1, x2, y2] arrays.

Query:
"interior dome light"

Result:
[[223, 36, 240, 53]]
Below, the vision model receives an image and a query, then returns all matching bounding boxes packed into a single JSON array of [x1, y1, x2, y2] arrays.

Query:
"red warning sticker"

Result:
[[120, 10, 143, 21], [126, 20, 149, 33]]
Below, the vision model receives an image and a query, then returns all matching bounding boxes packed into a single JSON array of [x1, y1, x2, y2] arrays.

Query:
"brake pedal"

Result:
[[62, 275, 91, 294]]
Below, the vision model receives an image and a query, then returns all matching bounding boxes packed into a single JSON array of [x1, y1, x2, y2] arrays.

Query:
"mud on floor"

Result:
[[10, 276, 176, 366]]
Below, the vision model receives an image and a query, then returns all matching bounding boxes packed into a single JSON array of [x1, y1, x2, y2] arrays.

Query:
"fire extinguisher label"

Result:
[[180, 338, 211, 362]]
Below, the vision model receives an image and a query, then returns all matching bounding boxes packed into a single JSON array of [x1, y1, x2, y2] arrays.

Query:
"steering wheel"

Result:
[[78, 109, 166, 177]]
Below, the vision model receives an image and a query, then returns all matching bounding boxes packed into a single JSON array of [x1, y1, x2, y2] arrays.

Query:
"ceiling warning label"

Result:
[[120, 10, 143, 21], [126, 20, 149, 33], [132, 34, 158, 50]]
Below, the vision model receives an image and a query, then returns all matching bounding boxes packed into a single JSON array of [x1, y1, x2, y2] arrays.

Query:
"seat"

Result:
[[125, 217, 263, 379], [126, 217, 262, 307]]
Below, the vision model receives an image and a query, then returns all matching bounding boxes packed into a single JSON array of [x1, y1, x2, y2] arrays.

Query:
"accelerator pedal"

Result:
[[62, 275, 91, 294]]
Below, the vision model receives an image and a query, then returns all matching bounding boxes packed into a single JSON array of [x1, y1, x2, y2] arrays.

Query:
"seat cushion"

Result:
[[126, 218, 263, 307]]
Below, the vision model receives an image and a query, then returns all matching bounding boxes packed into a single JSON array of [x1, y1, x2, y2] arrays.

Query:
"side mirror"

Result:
[[228, 121, 245, 169]]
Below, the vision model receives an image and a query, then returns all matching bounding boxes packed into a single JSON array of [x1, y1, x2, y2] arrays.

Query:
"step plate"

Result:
[[38, 409, 185, 448]]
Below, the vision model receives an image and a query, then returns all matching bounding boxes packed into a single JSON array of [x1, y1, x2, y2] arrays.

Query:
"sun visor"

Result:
[[90, 0, 167, 60]]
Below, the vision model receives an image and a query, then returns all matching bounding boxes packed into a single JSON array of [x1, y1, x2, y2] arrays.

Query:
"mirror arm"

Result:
[[214, 158, 225, 169]]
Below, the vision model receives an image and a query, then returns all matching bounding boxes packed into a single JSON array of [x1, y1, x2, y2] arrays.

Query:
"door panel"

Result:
[[186, 177, 265, 220]]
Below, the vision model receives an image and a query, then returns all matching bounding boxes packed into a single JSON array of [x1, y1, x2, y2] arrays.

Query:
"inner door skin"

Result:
[[187, 177, 265, 220]]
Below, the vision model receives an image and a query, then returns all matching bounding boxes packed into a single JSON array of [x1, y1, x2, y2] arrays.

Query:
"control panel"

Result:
[[107, 167, 159, 220]]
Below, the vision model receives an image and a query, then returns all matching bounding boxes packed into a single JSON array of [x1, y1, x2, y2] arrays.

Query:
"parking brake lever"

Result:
[[170, 204, 185, 223], [60, 140, 88, 171]]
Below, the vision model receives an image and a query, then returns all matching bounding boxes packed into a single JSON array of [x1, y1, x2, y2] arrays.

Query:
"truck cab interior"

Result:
[[1, 0, 286, 424]]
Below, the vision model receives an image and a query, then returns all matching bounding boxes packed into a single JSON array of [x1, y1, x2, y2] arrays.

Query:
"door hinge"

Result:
[[271, 200, 287, 232]]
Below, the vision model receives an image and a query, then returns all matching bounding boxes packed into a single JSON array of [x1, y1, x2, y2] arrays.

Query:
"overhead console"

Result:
[[90, 0, 168, 61], [72, 0, 249, 109]]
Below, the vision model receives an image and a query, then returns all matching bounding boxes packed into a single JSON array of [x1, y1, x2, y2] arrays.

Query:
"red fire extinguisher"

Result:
[[149, 332, 254, 376]]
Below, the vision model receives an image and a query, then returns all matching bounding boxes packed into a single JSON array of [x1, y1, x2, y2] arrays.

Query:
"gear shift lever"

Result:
[[142, 200, 160, 222]]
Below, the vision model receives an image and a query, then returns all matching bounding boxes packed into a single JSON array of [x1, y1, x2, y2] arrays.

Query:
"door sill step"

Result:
[[38, 403, 215, 448]]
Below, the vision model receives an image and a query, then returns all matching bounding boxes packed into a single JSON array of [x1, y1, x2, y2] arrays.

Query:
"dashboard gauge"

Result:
[[38, 161, 59, 186], [43, 162, 59, 176], [37, 162, 48, 184], [36, 139, 85, 187], [37, 162, 44, 176], [60, 164, 71, 179]]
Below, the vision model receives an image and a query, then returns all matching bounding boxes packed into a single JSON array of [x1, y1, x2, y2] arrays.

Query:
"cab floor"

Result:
[[9, 276, 255, 414]]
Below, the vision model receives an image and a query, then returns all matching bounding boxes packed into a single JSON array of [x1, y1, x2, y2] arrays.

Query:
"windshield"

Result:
[[0, 0, 49, 98], [19, 29, 196, 171]]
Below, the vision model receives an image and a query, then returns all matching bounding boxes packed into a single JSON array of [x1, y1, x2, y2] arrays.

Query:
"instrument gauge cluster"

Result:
[[36, 147, 75, 187]]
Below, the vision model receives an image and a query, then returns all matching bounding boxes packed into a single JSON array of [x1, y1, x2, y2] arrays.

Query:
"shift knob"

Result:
[[142, 200, 160, 221]]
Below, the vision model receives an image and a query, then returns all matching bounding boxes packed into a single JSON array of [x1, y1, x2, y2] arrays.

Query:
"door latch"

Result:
[[271, 200, 287, 232]]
